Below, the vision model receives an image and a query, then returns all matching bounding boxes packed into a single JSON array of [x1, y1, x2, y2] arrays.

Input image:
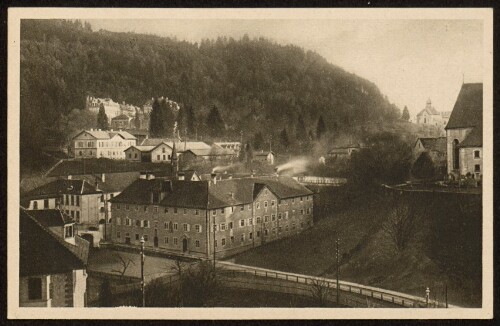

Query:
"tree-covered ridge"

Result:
[[20, 19, 400, 155]]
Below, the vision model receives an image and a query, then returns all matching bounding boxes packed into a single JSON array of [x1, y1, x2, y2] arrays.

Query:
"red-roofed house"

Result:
[[445, 83, 483, 180]]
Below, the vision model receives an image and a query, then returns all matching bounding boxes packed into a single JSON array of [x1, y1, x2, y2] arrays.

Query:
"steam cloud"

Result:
[[275, 157, 310, 175], [212, 162, 243, 173]]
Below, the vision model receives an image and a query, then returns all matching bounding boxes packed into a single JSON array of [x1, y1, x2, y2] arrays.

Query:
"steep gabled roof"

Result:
[[446, 83, 483, 129], [79, 172, 141, 193], [459, 126, 482, 148], [124, 145, 156, 152], [27, 209, 74, 227], [208, 179, 257, 208], [110, 179, 210, 209], [74, 130, 110, 139], [22, 179, 101, 199], [110, 176, 311, 210], [20, 209, 89, 276], [252, 176, 313, 199], [108, 130, 136, 140], [417, 137, 447, 153]]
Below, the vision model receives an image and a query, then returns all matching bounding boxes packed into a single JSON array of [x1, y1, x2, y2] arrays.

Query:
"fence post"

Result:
[[371, 291, 374, 298], [392, 297, 394, 303], [402, 299, 405, 306], [349, 285, 351, 292], [265, 272, 267, 278]]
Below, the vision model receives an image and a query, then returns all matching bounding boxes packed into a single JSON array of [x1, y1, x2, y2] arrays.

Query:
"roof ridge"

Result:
[[21, 208, 89, 266]]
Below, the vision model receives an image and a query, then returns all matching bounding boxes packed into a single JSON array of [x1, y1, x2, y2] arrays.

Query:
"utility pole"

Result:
[[213, 215, 216, 269], [336, 237, 340, 304], [103, 194, 107, 241], [445, 284, 448, 308], [140, 236, 145, 307]]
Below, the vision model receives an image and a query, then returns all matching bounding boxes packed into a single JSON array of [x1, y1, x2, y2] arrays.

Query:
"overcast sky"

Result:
[[86, 19, 483, 117]]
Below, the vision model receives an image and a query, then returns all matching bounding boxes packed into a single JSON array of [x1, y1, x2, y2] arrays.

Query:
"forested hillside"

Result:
[[20, 19, 400, 168]]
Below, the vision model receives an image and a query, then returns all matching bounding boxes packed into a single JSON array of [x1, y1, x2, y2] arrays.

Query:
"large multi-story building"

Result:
[[71, 129, 137, 159], [86, 96, 121, 120], [445, 83, 483, 180], [109, 174, 313, 258]]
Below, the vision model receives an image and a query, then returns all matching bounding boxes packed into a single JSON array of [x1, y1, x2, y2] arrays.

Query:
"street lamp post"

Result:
[[425, 287, 430, 307], [445, 284, 448, 308], [213, 216, 216, 269], [336, 238, 340, 304], [140, 236, 145, 307]]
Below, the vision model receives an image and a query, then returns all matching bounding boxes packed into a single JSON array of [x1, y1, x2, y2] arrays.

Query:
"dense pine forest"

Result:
[[20, 19, 401, 170]]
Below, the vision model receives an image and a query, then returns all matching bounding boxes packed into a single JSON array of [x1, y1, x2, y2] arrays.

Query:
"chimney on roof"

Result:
[[67, 175, 72, 180], [211, 173, 217, 185], [178, 171, 185, 181], [101, 173, 106, 182], [147, 173, 155, 180], [139, 171, 147, 179]]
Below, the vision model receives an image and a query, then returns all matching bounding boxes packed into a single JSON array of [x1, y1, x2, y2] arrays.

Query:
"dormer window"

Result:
[[64, 225, 74, 238]]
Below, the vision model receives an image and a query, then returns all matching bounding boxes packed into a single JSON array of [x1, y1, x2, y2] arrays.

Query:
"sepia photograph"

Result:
[[7, 7, 493, 320]]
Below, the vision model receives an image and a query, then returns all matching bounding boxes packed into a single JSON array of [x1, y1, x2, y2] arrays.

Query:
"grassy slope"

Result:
[[231, 188, 481, 307]]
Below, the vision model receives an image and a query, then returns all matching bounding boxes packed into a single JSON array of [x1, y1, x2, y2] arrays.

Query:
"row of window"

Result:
[[116, 221, 312, 248], [115, 204, 203, 215], [64, 210, 81, 223], [76, 141, 134, 148], [63, 194, 80, 207], [155, 154, 171, 161], [116, 211, 311, 234], [32, 199, 50, 210], [115, 201, 312, 216], [215, 232, 255, 247], [117, 218, 204, 233]]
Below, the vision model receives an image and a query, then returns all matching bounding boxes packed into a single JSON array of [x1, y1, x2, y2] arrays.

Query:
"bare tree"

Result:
[[111, 254, 135, 277], [181, 261, 221, 307], [309, 278, 334, 307], [169, 258, 187, 306], [382, 204, 421, 251]]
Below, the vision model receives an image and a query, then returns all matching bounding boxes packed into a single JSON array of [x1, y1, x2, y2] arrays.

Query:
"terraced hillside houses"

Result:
[[109, 175, 314, 258]]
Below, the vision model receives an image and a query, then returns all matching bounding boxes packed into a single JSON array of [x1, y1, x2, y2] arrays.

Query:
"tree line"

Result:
[[20, 19, 401, 171]]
